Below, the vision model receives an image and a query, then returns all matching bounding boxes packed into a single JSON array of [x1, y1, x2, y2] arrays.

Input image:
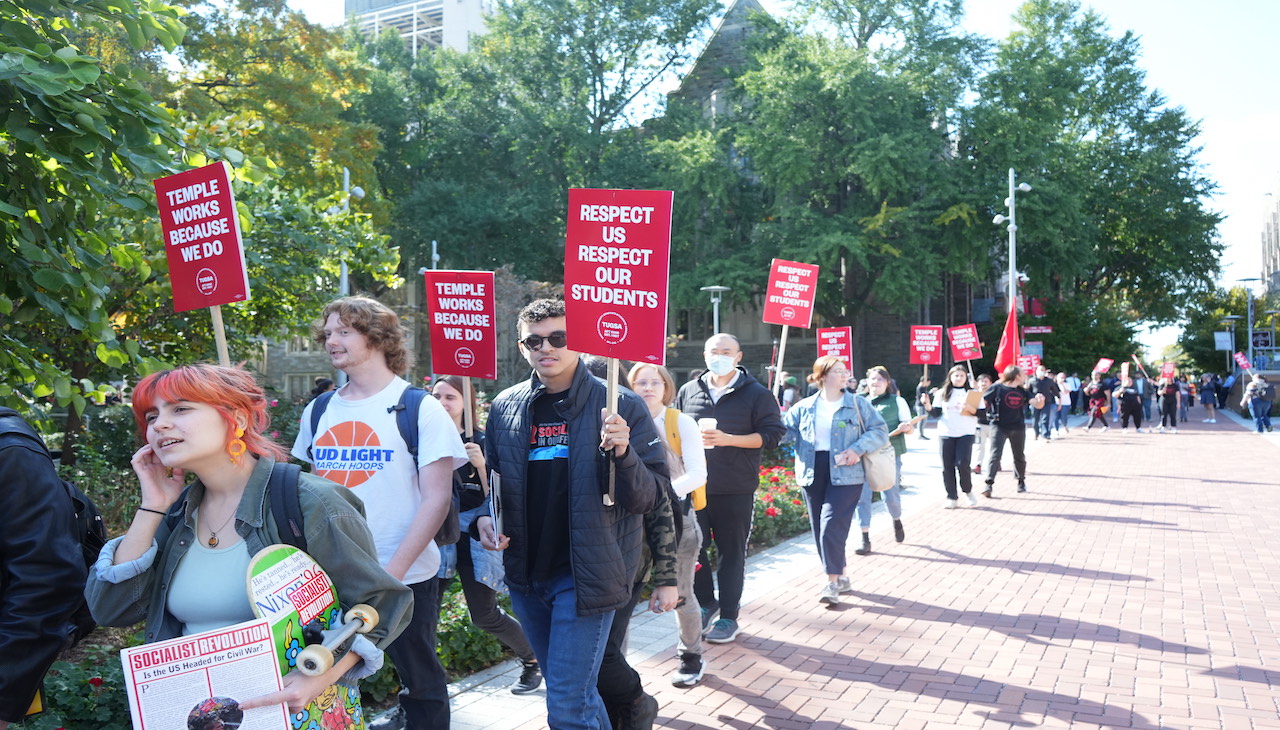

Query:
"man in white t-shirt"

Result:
[[293, 296, 465, 730]]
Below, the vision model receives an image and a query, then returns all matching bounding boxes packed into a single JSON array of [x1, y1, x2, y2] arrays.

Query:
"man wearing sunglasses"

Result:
[[474, 298, 668, 730]]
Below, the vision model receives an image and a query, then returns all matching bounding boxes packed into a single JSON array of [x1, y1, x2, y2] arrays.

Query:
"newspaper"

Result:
[[120, 617, 288, 730]]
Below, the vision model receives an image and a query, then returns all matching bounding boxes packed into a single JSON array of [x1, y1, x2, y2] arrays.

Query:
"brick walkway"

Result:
[[442, 405, 1280, 729]]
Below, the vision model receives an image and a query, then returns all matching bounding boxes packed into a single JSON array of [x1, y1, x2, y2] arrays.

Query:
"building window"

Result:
[[287, 336, 315, 354]]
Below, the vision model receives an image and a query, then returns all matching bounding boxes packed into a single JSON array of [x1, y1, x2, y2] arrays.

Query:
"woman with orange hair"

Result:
[[86, 364, 412, 716]]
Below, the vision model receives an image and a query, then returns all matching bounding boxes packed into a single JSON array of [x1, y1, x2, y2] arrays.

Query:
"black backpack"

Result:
[[307, 386, 461, 545], [0, 410, 107, 649]]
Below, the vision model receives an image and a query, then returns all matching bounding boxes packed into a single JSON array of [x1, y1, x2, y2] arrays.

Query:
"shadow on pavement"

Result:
[[965, 505, 1189, 529], [894, 545, 1156, 582], [1200, 664, 1280, 684], [851, 590, 1208, 655], [721, 634, 1165, 729]]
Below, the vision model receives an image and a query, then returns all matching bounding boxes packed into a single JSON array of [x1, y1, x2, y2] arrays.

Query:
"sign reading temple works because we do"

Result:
[[153, 161, 250, 312], [909, 325, 944, 365], [424, 270, 497, 380], [563, 188, 673, 363]]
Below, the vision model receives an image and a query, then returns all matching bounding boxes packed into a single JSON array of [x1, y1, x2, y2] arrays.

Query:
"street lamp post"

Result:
[[992, 168, 1032, 313], [339, 166, 366, 297], [701, 285, 731, 334]]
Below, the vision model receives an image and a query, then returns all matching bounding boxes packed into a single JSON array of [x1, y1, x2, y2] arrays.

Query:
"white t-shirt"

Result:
[[1056, 380, 1072, 406], [814, 395, 840, 451], [650, 410, 708, 498], [935, 388, 978, 438], [292, 377, 466, 584]]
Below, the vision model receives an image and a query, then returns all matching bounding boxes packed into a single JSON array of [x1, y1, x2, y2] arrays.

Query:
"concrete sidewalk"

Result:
[[444, 406, 1280, 729]]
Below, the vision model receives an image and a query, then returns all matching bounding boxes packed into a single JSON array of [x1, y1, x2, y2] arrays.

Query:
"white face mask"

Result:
[[706, 354, 737, 376]]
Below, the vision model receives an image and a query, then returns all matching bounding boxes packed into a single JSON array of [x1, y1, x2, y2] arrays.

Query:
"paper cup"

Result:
[[698, 418, 718, 449]]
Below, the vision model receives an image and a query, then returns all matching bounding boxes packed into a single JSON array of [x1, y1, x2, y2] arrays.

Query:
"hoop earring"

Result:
[[228, 427, 247, 465]]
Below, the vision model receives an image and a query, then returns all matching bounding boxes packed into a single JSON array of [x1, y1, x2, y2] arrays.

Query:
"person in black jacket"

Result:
[[476, 299, 667, 730], [981, 366, 1044, 496], [674, 333, 786, 645], [0, 408, 89, 728]]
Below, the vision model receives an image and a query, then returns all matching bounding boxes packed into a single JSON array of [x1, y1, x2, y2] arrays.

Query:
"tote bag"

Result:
[[854, 400, 897, 492]]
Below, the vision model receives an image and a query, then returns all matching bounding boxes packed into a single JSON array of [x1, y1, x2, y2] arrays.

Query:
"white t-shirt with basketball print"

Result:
[[292, 376, 466, 585]]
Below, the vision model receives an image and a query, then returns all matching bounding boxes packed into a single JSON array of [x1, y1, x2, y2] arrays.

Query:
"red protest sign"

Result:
[[1093, 358, 1114, 374], [1233, 352, 1250, 370], [153, 162, 249, 312], [424, 270, 497, 380], [1160, 361, 1176, 378], [762, 259, 820, 328], [1017, 354, 1041, 370], [947, 324, 982, 362], [909, 326, 944, 365], [564, 188, 673, 363], [816, 327, 852, 369]]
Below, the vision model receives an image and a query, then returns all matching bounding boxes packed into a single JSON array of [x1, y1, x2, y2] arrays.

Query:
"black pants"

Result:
[[596, 579, 646, 710], [693, 492, 755, 621], [1120, 407, 1142, 429], [455, 538, 535, 662], [1161, 398, 1178, 428], [940, 435, 975, 500], [387, 577, 449, 730], [984, 427, 1026, 488]]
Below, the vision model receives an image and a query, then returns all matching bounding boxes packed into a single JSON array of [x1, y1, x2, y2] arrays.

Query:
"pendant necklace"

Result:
[[204, 507, 237, 548]]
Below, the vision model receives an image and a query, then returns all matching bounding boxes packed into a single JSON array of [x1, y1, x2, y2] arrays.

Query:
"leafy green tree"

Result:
[[735, 30, 967, 326], [0, 0, 186, 415], [1176, 287, 1254, 374], [958, 0, 1221, 322]]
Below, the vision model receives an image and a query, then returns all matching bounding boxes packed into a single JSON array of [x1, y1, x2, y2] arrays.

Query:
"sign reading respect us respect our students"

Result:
[[762, 259, 819, 328], [563, 188, 673, 363], [424, 270, 497, 380], [153, 162, 250, 312], [816, 327, 852, 369]]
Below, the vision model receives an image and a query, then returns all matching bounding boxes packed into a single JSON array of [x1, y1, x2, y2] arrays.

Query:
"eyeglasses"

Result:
[[518, 331, 568, 350]]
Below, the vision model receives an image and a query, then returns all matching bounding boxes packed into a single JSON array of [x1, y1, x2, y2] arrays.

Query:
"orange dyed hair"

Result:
[[131, 364, 289, 461]]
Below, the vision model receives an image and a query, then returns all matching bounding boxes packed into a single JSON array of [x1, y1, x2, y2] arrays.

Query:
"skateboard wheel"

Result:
[[298, 644, 335, 676], [348, 604, 379, 633]]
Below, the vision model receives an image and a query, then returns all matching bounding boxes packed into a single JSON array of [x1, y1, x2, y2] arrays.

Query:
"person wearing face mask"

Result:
[[674, 333, 786, 645]]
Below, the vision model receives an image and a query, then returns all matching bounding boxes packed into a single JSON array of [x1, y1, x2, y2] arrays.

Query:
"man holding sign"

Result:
[[292, 297, 466, 730], [476, 299, 667, 730]]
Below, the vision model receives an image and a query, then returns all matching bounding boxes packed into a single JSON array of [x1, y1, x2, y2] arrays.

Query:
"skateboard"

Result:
[[247, 544, 379, 730]]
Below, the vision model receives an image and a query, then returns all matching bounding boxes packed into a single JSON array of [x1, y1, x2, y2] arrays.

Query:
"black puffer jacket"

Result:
[[674, 368, 786, 496], [0, 409, 87, 723], [484, 362, 667, 615]]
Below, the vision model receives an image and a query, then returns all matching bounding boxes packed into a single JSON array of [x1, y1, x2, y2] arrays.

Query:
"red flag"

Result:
[[994, 306, 1021, 373]]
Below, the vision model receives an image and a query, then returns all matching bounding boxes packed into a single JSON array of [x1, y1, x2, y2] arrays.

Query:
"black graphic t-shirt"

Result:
[[526, 391, 570, 581], [984, 384, 1029, 429], [1117, 385, 1142, 411]]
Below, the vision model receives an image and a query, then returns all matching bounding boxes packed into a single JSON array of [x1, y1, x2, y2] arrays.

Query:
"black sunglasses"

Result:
[[518, 331, 568, 350]]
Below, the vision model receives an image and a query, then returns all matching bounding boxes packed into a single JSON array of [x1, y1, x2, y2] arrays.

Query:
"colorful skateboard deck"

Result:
[[248, 544, 366, 730]]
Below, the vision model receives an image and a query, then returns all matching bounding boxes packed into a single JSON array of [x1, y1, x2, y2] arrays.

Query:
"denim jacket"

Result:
[[783, 391, 889, 487], [86, 456, 413, 681]]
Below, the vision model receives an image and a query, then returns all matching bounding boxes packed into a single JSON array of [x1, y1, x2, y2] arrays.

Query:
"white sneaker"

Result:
[[1156, 426, 1164, 433], [1171, 427, 1177, 434], [1102, 426, 1109, 432], [966, 492, 978, 507], [819, 582, 841, 605], [836, 576, 854, 594], [1210, 419, 1217, 423], [945, 499, 959, 509]]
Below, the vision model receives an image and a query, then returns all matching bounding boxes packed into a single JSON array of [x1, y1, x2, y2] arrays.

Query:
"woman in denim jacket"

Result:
[[86, 365, 412, 717], [782, 357, 889, 606]]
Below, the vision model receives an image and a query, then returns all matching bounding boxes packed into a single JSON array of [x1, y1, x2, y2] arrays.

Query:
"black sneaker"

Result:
[[628, 692, 660, 730], [671, 652, 705, 688], [1017, 483, 1027, 493], [510, 660, 543, 695]]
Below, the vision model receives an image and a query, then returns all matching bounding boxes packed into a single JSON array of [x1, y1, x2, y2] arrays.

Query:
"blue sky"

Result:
[[290, 0, 1280, 352]]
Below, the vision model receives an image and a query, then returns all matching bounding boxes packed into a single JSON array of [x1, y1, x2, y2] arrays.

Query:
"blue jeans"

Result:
[[385, 578, 449, 730], [509, 570, 614, 730], [856, 454, 902, 529], [802, 456, 862, 576], [1033, 405, 1054, 438], [1054, 404, 1070, 431], [1249, 400, 1272, 432]]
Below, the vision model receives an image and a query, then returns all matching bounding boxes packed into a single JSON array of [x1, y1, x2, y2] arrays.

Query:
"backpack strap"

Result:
[[306, 390, 337, 462], [268, 462, 306, 551], [389, 386, 427, 468], [664, 408, 681, 460]]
